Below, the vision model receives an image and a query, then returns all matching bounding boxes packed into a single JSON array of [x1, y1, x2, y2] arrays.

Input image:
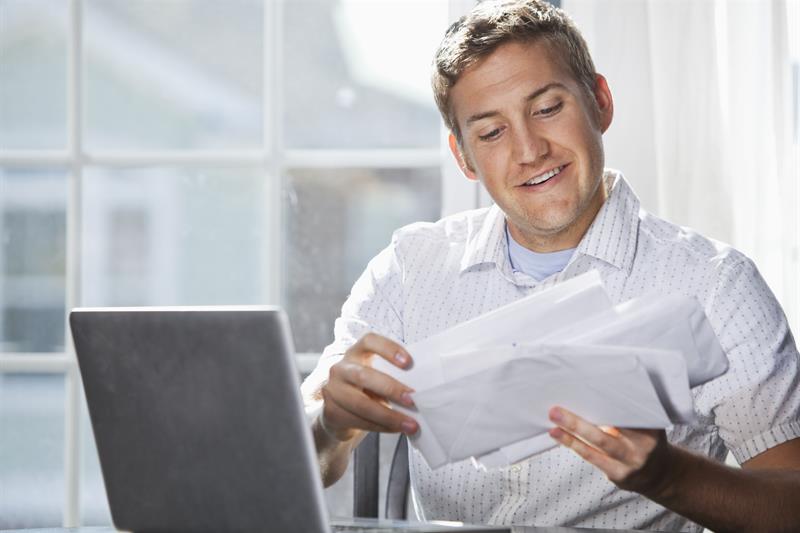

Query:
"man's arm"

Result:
[[549, 406, 800, 533], [310, 333, 419, 487]]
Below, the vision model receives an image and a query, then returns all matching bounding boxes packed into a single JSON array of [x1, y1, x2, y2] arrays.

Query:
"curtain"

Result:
[[566, 0, 799, 333]]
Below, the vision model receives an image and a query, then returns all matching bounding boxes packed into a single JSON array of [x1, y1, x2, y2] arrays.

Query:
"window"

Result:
[[0, 0, 450, 526]]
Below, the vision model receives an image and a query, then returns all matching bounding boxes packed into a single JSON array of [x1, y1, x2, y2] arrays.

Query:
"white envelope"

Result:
[[543, 294, 729, 387], [374, 270, 612, 390], [447, 343, 694, 423], [452, 343, 691, 469], [372, 270, 614, 467], [413, 345, 670, 466], [477, 295, 727, 468], [473, 433, 558, 470]]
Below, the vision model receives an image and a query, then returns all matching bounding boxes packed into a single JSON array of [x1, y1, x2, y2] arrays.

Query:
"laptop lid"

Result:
[[70, 306, 330, 533]]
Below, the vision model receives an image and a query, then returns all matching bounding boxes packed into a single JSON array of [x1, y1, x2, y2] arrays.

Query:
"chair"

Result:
[[353, 432, 410, 519]]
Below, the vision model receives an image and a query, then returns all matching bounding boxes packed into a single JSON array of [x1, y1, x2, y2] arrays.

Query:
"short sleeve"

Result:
[[300, 237, 406, 414], [696, 257, 800, 464]]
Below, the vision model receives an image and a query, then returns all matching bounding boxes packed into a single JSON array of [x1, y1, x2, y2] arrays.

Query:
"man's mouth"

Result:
[[522, 164, 566, 187]]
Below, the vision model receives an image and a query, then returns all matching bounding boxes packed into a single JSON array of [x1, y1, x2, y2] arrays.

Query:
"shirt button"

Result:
[[510, 465, 521, 473]]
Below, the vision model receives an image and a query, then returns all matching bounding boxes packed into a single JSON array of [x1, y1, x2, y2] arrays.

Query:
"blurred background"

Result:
[[0, 0, 798, 528]]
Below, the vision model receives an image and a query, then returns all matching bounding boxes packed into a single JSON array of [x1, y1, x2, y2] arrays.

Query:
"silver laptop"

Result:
[[70, 306, 508, 533]]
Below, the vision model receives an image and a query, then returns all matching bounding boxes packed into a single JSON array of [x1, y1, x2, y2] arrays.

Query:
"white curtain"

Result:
[[566, 0, 799, 333]]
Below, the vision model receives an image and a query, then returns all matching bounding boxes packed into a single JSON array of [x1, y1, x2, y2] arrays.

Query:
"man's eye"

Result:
[[535, 102, 564, 116], [478, 128, 502, 141]]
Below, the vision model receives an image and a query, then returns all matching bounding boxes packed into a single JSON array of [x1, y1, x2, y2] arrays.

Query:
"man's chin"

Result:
[[522, 212, 578, 236], [509, 217, 580, 247]]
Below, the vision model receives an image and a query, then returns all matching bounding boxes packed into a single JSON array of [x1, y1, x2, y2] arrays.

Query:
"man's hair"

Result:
[[432, 0, 597, 144]]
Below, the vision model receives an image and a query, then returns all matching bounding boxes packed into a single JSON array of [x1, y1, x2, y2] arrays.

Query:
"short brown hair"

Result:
[[432, 0, 597, 143]]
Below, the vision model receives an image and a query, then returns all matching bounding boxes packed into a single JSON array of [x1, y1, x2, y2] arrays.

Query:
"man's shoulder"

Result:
[[637, 209, 750, 274], [391, 206, 494, 248]]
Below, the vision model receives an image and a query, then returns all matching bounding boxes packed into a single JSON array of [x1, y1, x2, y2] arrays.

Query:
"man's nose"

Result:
[[511, 123, 548, 165]]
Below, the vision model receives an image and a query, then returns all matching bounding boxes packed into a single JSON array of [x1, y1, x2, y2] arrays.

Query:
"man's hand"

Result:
[[548, 406, 678, 497], [320, 332, 419, 443]]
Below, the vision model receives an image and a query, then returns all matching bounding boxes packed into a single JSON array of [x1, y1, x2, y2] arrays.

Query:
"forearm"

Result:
[[312, 414, 364, 488], [645, 445, 800, 533]]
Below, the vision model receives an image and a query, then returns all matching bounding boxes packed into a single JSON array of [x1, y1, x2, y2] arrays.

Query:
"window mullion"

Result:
[[265, 0, 284, 307], [63, 0, 83, 527], [0, 353, 73, 373], [283, 149, 440, 169]]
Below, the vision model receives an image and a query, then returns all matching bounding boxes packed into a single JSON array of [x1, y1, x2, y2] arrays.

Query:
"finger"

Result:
[[549, 427, 628, 480], [599, 425, 621, 438], [330, 361, 415, 407], [549, 406, 628, 462], [350, 332, 413, 369], [322, 394, 394, 435], [618, 427, 661, 441], [324, 383, 418, 435]]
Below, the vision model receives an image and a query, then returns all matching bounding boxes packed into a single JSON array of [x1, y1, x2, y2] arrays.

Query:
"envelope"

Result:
[[374, 270, 612, 390], [541, 294, 729, 386], [413, 344, 671, 466], [372, 270, 614, 467], [448, 343, 694, 422], [454, 343, 691, 468], [473, 433, 558, 470], [476, 295, 727, 468]]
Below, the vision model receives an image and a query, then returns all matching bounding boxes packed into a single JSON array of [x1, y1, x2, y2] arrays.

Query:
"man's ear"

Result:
[[448, 133, 479, 182], [593, 74, 614, 133]]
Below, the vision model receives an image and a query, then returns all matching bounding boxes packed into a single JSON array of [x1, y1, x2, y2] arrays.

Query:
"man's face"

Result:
[[449, 40, 613, 251]]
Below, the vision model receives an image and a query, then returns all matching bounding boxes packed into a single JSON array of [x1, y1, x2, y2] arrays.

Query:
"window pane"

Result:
[[0, 169, 67, 353], [283, 0, 446, 148], [0, 0, 68, 149], [84, 0, 263, 150], [285, 168, 441, 352], [81, 167, 271, 307], [0, 373, 65, 528]]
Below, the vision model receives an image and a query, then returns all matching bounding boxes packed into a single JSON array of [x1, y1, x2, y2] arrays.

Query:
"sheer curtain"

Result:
[[565, 0, 799, 333]]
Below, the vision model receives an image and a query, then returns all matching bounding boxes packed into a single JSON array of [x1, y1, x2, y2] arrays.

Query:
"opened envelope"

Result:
[[541, 294, 728, 386], [476, 294, 729, 468], [413, 344, 671, 465], [372, 270, 614, 468]]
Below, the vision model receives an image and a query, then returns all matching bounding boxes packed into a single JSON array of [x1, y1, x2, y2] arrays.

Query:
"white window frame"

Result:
[[0, 0, 477, 526]]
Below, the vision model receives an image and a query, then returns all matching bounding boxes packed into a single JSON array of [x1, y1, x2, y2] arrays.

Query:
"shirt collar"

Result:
[[573, 169, 640, 272], [460, 204, 509, 273], [459, 169, 640, 274]]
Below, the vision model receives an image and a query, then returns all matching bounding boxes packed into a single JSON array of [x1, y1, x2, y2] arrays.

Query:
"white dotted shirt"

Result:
[[301, 170, 800, 531]]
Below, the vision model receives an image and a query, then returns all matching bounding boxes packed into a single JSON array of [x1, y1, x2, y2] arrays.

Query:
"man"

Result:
[[301, 1, 800, 530]]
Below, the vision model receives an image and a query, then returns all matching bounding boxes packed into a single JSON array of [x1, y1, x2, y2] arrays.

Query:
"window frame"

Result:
[[0, 0, 476, 526]]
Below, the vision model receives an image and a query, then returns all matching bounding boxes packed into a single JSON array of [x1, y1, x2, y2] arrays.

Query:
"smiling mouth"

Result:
[[522, 164, 567, 186]]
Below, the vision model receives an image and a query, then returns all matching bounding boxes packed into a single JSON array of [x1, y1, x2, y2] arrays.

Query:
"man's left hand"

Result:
[[548, 406, 679, 498]]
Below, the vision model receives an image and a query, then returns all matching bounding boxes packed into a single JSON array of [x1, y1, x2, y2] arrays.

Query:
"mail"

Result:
[[372, 271, 729, 470], [415, 345, 672, 462]]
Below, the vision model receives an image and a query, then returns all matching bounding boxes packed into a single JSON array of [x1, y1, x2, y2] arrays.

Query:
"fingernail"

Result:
[[401, 420, 417, 435], [400, 391, 415, 407], [394, 351, 408, 366], [550, 408, 563, 423]]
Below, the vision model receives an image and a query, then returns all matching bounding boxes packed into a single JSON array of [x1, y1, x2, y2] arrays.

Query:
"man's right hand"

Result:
[[319, 332, 419, 443]]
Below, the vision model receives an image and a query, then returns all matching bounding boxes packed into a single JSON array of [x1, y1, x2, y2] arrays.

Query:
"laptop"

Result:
[[70, 306, 509, 533]]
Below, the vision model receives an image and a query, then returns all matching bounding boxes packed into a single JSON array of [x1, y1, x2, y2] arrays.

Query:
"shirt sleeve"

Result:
[[300, 236, 406, 416], [697, 256, 800, 464]]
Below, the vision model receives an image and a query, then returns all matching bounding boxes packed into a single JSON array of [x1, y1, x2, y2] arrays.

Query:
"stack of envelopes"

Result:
[[372, 270, 729, 470]]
